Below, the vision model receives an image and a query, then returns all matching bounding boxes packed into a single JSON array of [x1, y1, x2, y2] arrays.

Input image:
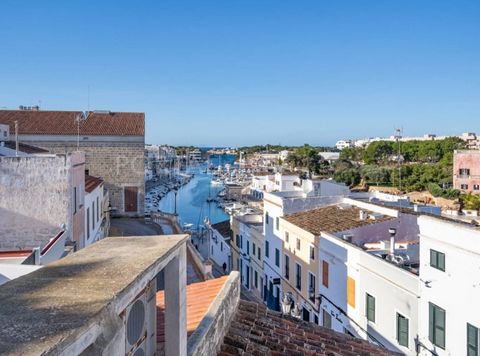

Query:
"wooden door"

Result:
[[124, 186, 138, 212]]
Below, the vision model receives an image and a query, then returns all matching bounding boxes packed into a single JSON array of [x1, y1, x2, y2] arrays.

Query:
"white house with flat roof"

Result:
[[279, 198, 420, 355], [417, 215, 480, 356]]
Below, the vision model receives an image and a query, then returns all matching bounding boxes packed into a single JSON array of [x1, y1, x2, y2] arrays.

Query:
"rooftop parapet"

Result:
[[0, 235, 188, 356]]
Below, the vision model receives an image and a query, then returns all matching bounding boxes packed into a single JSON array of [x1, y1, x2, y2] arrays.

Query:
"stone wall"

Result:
[[187, 272, 240, 356], [0, 155, 73, 249], [26, 139, 145, 217]]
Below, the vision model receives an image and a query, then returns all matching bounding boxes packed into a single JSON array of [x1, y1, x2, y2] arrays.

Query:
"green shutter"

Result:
[[366, 294, 375, 323], [429, 303, 446, 349], [397, 314, 409, 347], [468, 324, 479, 356], [438, 252, 445, 271], [429, 303, 435, 343], [436, 306, 446, 349]]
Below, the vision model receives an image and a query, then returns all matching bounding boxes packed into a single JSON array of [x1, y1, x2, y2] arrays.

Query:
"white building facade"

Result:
[[417, 215, 480, 356]]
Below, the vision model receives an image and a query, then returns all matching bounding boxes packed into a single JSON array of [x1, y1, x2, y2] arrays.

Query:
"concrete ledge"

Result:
[[187, 272, 240, 356]]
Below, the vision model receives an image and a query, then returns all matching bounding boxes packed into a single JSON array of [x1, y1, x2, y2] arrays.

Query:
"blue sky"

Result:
[[1, 1, 479, 146]]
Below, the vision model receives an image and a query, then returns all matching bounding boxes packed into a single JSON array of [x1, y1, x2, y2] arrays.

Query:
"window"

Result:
[[96, 196, 100, 222], [265, 241, 269, 258], [258, 247, 261, 260], [275, 248, 280, 267], [459, 168, 471, 177], [468, 323, 479, 356], [366, 294, 375, 323], [308, 273, 316, 303], [285, 231, 289, 243], [275, 217, 279, 230], [322, 261, 329, 288], [347, 277, 356, 308], [86, 207, 90, 239], [246, 241, 250, 255], [310, 246, 315, 260], [211, 246, 214, 255], [220, 242, 223, 252], [430, 249, 445, 271], [323, 309, 332, 329], [284, 255, 290, 279], [73, 187, 78, 214], [295, 263, 301, 290], [474, 184, 480, 191], [461, 184, 469, 190], [254, 270, 258, 289], [265, 212, 269, 224], [397, 313, 409, 347], [236, 234, 240, 248], [252, 242, 256, 256], [429, 302, 446, 349], [296, 238, 301, 250], [240, 235, 243, 249]]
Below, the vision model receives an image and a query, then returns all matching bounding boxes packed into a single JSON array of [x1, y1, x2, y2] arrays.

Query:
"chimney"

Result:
[[359, 210, 367, 220], [388, 228, 396, 255]]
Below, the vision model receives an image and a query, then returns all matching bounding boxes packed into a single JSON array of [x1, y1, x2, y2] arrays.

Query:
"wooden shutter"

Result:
[[347, 276, 356, 308], [322, 261, 329, 288]]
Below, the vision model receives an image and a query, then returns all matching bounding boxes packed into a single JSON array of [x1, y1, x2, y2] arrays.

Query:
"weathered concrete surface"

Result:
[[0, 235, 188, 356], [108, 217, 163, 236], [187, 272, 240, 356], [0, 153, 83, 250]]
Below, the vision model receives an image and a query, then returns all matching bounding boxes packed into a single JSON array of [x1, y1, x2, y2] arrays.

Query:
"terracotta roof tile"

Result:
[[0, 110, 144, 136], [85, 174, 103, 193], [156, 276, 229, 350], [284, 205, 394, 235], [220, 300, 395, 355]]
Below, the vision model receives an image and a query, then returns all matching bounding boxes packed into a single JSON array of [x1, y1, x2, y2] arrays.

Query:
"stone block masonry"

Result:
[[28, 140, 145, 217]]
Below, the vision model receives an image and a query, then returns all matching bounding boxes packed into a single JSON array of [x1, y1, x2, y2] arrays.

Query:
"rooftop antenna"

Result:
[[75, 113, 85, 149], [15, 120, 19, 157], [394, 128, 402, 192]]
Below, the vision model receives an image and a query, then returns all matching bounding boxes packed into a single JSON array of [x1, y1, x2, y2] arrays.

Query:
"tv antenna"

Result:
[[75, 113, 86, 149], [394, 128, 403, 191]]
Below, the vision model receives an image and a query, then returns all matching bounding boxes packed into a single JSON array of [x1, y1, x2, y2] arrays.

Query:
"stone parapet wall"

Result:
[[187, 272, 240, 356]]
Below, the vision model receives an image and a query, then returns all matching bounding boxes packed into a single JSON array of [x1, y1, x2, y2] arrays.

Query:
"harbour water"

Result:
[[157, 154, 236, 229]]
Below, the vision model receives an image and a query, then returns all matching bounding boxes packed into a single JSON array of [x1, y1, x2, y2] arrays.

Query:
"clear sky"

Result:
[[1, 1, 479, 147]]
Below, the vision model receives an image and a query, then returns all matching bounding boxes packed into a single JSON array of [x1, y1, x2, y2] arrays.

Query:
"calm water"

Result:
[[158, 155, 236, 228]]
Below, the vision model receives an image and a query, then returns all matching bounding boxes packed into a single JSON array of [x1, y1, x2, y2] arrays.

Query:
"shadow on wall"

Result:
[[0, 207, 63, 250]]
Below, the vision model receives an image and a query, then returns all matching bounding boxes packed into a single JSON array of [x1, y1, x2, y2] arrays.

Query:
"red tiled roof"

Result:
[[156, 276, 229, 350], [220, 300, 395, 355], [0, 110, 144, 136], [85, 174, 103, 193]]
